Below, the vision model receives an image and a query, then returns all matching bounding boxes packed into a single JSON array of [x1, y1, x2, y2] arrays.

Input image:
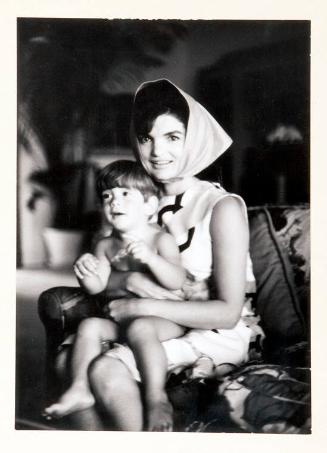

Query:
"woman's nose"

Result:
[[151, 140, 163, 156]]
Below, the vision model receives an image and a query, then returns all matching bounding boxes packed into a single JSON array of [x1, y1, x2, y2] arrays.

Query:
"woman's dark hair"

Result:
[[96, 160, 159, 201], [133, 80, 189, 137]]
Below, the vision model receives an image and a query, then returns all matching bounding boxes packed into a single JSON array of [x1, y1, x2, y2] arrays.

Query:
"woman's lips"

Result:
[[150, 160, 172, 168]]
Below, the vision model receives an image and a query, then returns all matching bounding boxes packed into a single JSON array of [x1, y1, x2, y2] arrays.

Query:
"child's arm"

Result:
[[74, 239, 111, 295], [126, 233, 186, 290]]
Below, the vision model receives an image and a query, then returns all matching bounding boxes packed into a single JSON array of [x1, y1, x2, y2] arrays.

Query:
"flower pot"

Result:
[[43, 228, 85, 269]]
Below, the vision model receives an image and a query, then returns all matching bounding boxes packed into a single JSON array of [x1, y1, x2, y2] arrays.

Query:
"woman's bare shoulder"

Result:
[[213, 195, 245, 216], [210, 195, 247, 235]]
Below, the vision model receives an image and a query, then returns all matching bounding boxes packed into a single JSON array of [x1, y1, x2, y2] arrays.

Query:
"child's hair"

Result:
[[133, 79, 189, 138], [96, 160, 159, 201]]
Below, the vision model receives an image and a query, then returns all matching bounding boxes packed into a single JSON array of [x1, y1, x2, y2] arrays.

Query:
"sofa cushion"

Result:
[[248, 206, 308, 346], [168, 363, 310, 433], [217, 363, 310, 433]]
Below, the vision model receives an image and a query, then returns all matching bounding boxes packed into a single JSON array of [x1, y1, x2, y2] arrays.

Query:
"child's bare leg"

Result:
[[44, 317, 118, 419], [125, 316, 184, 431]]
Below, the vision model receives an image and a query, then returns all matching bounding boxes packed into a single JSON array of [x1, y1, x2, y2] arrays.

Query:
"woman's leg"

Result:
[[89, 355, 143, 431], [125, 316, 185, 431], [65, 406, 105, 431], [44, 317, 119, 418]]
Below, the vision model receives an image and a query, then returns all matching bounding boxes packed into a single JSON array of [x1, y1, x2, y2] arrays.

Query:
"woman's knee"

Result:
[[89, 356, 128, 397], [125, 317, 156, 343]]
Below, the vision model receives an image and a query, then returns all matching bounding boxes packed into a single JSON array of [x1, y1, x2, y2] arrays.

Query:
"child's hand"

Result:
[[182, 276, 210, 301], [74, 253, 99, 279], [126, 240, 154, 264]]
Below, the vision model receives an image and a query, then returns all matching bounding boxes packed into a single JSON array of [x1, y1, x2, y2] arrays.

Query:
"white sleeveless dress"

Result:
[[106, 181, 259, 380]]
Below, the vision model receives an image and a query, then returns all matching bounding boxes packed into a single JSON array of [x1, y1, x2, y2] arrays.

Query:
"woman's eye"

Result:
[[168, 135, 179, 141], [138, 135, 151, 144], [122, 191, 129, 196]]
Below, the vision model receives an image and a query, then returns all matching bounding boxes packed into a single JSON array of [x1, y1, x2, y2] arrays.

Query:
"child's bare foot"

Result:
[[43, 385, 95, 419], [146, 397, 173, 431]]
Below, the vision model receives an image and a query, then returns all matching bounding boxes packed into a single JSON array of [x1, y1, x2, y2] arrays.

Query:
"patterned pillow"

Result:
[[275, 208, 310, 321], [248, 207, 308, 346]]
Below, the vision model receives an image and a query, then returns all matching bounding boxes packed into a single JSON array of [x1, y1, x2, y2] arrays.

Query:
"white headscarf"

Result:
[[131, 79, 233, 180]]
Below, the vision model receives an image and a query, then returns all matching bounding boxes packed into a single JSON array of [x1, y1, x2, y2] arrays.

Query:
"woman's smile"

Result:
[[150, 159, 173, 167]]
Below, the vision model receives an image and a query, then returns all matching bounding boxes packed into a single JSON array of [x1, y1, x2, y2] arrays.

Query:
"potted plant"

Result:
[[27, 161, 100, 268]]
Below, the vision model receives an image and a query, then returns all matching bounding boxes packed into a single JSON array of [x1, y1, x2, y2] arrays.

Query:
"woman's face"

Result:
[[137, 113, 186, 181]]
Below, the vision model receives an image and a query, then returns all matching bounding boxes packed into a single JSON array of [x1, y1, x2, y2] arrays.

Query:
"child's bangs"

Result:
[[96, 160, 158, 200], [115, 173, 141, 191]]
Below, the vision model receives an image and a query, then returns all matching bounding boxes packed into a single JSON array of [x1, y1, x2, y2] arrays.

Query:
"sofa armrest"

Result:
[[37, 286, 106, 400], [38, 286, 106, 348]]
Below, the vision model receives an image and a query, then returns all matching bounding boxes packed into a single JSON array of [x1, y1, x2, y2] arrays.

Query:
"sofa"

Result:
[[38, 204, 310, 433]]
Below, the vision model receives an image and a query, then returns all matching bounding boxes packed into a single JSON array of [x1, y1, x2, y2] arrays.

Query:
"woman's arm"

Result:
[[107, 270, 184, 300], [109, 197, 249, 330]]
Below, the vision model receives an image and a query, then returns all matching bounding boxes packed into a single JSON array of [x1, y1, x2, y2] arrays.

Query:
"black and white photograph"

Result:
[[15, 16, 311, 435]]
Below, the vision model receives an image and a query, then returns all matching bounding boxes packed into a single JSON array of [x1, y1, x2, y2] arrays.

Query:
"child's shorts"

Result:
[[104, 319, 252, 382]]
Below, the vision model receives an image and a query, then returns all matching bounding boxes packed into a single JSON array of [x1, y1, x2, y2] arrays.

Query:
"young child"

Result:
[[43, 160, 187, 427]]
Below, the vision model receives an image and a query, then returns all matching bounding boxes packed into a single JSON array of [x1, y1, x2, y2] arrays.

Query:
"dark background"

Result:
[[18, 18, 310, 206]]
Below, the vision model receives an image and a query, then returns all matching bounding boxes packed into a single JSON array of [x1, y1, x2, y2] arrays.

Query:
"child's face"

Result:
[[102, 187, 155, 233]]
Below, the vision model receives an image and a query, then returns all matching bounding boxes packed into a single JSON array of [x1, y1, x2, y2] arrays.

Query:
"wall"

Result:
[[143, 21, 308, 95]]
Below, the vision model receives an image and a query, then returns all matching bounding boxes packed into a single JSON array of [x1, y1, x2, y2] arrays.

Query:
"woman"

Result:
[[78, 79, 258, 431]]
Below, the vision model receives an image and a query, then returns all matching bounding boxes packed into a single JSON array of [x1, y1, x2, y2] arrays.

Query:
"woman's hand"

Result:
[[182, 276, 210, 301], [108, 298, 147, 322], [126, 272, 183, 300]]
